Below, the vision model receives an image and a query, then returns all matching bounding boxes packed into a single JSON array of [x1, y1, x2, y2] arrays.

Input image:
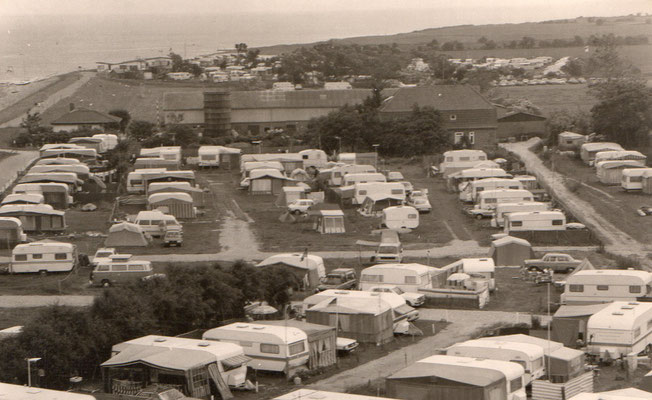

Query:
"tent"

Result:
[[257, 320, 336, 370], [248, 169, 292, 195], [312, 210, 345, 234], [305, 296, 394, 345], [1, 193, 44, 206], [148, 182, 205, 207], [552, 303, 610, 347], [488, 236, 534, 267], [256, 253, 326, 289], [359, 193, 404, 217], [148, 192, 196, 219], [105, 222, 150, 247], [275, 186, 307, 207], [0, 204, 65, 232], [567, 258, 595, 277], [0, 217, 26, 248]]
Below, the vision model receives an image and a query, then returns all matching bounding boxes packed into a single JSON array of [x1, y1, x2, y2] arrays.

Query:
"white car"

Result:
[[410, 197, 432, 213], [387, 171, 405, 182], [369, 286, 425, 307], [287, 199, 314, 214], [336, 337, 359, 354], [91, 248, 116, 267]]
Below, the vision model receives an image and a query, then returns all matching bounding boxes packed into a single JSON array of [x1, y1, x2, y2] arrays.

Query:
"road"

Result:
[[0, 150, 39, 192], [502, 139, 652, 269]]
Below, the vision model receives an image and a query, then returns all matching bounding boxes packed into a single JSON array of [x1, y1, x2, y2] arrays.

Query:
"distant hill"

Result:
[[257, 15, 652, 54]]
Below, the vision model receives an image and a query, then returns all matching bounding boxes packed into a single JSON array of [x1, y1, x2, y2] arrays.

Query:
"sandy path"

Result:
[[502, 139, 652, 268]]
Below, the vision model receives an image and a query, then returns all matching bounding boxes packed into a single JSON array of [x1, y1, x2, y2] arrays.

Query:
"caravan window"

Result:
[[14, 254, 27, 261], [191, 369, 209, 389], [569, 284, 584, 292], [405, 276, 417, 284], [289, 341, 305, 355], [32, 254, 43, 259], [260, 343, 280, 354], [511, 221, 523, 227], [408, 214, 417, 219], [112, 264, 128, 272], [597, 285, 609, 291], [552, 220, 564, 226], [97, 265, 110, 272], [459, 157, 470, 161], [201, 155, 215, 161], [485, 198, 497, 204], [630, 286, 642, 294], [128, 264, 145, 271], [55, 253, 67, 260], [130, 179, 143, 186], [631, 176, 643, 183], [361, 274, 383, 282], [635, 327, 641, 338], [138, 220, 150, 226]]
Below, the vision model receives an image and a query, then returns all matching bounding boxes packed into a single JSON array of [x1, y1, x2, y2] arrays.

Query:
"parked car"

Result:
[[90, 255, 154, 287], [522, 253, 582, 273], [409, 196, 432, 213], [163, 226, 183, 247], [91, 248, 116, 267], [368, 285, 425, 307], [387, 171, 405, 182], [316, 268, 357, 292], [288, 199, 314, 214], [336, 337, 359, 355]]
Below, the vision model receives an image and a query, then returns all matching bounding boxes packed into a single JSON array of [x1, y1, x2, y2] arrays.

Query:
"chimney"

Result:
[[69, 103, 75, 111]]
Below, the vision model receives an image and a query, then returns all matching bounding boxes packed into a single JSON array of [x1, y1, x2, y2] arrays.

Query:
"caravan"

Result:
[[328, 164, 376, 186], [442, 258, 497, 291], [621, 168, 652, 191], [140, 146, 182, 163], [298, 149, 328, 169], [439, 150, 488, 177], [491, 202, 550, 228], [10, 240, 76, 274], [459, 178, 523, 203], [359, 263, 435, 292], [504, 211, 566, 233], [470, 189, 534, 218], [586, 301, 652, 359], [353, 182, 405, 205], [561, 269, 652, 305], [126, 169, 167, 193], [341, 172, 386, 188], [381, 205, 419, 230], [580, 142, 624, 165], [593, 150, 646, 167], [448, 168, 511, 192], [203, 323, 309, 376]]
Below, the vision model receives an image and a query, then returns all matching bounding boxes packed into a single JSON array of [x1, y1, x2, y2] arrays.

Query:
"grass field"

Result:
[[492, 83, 596, 115]]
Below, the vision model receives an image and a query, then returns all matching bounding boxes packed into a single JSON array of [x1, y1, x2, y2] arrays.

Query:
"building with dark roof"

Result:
[[495, 105, 547, 142], [50, 107, 122, 132], [379, 85, 498, 149]]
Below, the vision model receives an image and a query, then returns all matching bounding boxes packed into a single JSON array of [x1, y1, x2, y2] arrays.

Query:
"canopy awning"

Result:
[[221, 354, 251, 369]]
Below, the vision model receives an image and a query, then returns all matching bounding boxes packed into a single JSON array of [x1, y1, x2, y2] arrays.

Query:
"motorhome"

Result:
[[621, 168, 652, 191], [439, 150, 488, 178], [491, 202, 550, 228], [109, 335, 250, 388], [593, 150, 646, 167], [328, 164, 377, 186], [586, 301, 652, 359], [386, 355, 527, 400], [90, 255, 154, 287], [10, 240, 76, 274], [381, 205, 419, 230], [448, 168, 512, 192], [69, 136, 107, 153], [359, 263, 436, 293], [459, 178, 523, 203], [203, 323, 310, 376], [372, 230, 403, 264], [353, 182, 405, 205], [341, 172, 386, 188], [134, 210, 181, 237], [140, 146, 182, 163], [504, 211, 566, 233], [446, 339, 545, 384], [579, 142, 624, 165], [561, 269, 652, 305], [441, 258, 497, 291]]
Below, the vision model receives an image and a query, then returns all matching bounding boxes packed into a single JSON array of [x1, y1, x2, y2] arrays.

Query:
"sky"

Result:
[[1, 0, 650, 18]]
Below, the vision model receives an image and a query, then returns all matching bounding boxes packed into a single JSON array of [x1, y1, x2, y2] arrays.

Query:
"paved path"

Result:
[[502, 139, 652, 269], [0, 295, 94, 308], [308, 309, 535, 392]]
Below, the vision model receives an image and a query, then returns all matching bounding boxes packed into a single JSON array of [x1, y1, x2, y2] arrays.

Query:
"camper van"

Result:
[[439, 150, 488, 177], [381, 205, 419, 230], [372, 230, 403, 264], [328, 164, 376, 186], [353, 182, 405, 205], [134, 210, 181, 237], [10, 241, 76, 274], [341, 172, 386, 188], [359, 263, 435, 293], [561, 269, 652, 305], [586, 301, 652, 359], [442, 258, 497, 291], [504, 211, 566, 233], [491, 202, 550, 228], [459, 178, 523, 203], [470, 189, 534, 218], [621, 168, 652, 191], [203, 323, 309, 376], [90, 255, 154, 287], [446, 339, 545, 384]]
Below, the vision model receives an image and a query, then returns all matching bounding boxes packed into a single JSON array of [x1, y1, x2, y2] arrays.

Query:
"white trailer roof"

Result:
[[588, 301, 652, 331], [0, 383, 95, 399], [304, 289, 406, 309], [275, 389, 396, 400], [203, 323, 307, 344], [568, 269, 652, 285], [13, 240, 74, 254], [449, 338, 544, 359], [257, 253, 324, 271], [114, 335, 244, 361], [363, 263, 435, 275]]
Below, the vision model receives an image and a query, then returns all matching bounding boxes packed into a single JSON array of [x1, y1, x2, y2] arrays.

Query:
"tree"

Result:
[[246, 49, 260, 67], [108, 109, 131, 132], [128, 120, 155, 141], [561, 58, 584, 77], [169, 52, 184, 72], [20, 110, 44, 135], [167, 124, 198, 147], [590, 78, 652, 147], [546, 109, 593, 145], [429, 55, 457, 81], [518, 36, 536, 49], [379, 106, 451, 157]]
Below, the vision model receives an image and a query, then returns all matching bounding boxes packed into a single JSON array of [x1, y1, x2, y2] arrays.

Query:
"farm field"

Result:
[[493, 83, 595, 115]]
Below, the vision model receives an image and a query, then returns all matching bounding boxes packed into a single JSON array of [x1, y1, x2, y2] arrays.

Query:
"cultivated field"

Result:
[[493, 83, 596, 115]]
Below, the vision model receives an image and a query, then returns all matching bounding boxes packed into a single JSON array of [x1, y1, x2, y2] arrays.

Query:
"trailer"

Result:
[[341, 172, 386, 188], [359, 263, 436, 293], [621, 168, 652, 191], [491, 202, 550, 228], [586, 301, 652, 359], [561, 269, 652, 305], [353, 182, 405, 205], [447, 168, 511, 192], [10, 240, 76, 273], [0, 383, 95, 399], [504, 210, 566, 233], [579, 142, 623, 165], [439, 149, 489, 178], [470, 189, 534, 218], [459, 178, 523, 203], [381, 205, 419, 230]]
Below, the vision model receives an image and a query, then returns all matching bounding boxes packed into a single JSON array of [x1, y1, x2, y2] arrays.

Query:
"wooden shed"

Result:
[[0, 204, 65, 232], [257, 320, 337, 370], [488, 236, 534, 267], [148, 192, 196, 219]]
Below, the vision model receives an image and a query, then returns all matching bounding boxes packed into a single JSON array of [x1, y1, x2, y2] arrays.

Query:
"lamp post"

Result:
[[372, 144, 380, 170], [26, 358, 41, 387], [334, 136, 342, 154]]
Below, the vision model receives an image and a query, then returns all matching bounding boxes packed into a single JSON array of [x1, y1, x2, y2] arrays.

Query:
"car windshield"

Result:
[[378, 246, 398, 254], [322, 275, 343, 285]]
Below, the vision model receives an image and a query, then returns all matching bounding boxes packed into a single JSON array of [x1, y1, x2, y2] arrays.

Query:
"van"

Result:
[[504, 211, 566, 233], [372, 230, 403, 264], [10, 240, 77, 274], [163, 227, 183, 247], [134, 210, 180, 237], [90, 255, 154, 287]]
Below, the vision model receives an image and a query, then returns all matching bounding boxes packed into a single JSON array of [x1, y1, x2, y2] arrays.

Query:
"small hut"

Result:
[[148, 192, 196, 219], [488, 236, 534, 267], [257, 320, 336, 370], [0, 217, 26, 248], [105, 222, 150, 247], [249, 169, 292, 195]]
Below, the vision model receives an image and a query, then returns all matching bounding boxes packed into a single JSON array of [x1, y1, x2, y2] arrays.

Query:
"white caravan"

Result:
[[449, 168, 511, 192], [353, 182, 405, 205], [35, 157, 81, 166], [491, 202, 550, 228], [341, 172, 386, 188], [504, 211, 566, 233], [328, 164, 376, 186], [359, 263, 435, 293], [298, 149, 328, 169], [140, 146, 182, 163], [0, 383, 95, 399], [476, 189, 534, 210], [126, 168, 167, 193], [561, 269, 652, 305], [134, 210, 180, 237], [586, 301, 652, 359], [459, 178, 523, 203], [439, 150, 488, 177], [593, 150, 646, 167], [446, 339, 545, 384], [381, 205, 419, 230], [198, 146, 222, 167], [10, 240, 76, 274], [203, 323, 309, 375], [442, 258, 497, 291], [621, 168, 652, 191]]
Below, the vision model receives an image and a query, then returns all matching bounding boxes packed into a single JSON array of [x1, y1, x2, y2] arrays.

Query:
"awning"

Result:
[[221, 354, 251, 369], [394, 304, 416, 317]]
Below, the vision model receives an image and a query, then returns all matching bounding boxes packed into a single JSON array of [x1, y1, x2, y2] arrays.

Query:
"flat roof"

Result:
[[363, 263, 435, 275], [588, 301, 652, 330], [203, 323, 307, 344], [0, 383, 95, 399]]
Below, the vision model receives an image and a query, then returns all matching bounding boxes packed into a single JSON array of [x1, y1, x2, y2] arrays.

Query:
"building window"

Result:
[[468, 132, 475, 144], [260, 343, 280, 354], [596, 285, 609, 291], [450, 114, 457, 121], [454, 132, 464, 144], [569, 284, 584, 292], [55, 253, 67, 260], [630, 286, 642, 294]]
